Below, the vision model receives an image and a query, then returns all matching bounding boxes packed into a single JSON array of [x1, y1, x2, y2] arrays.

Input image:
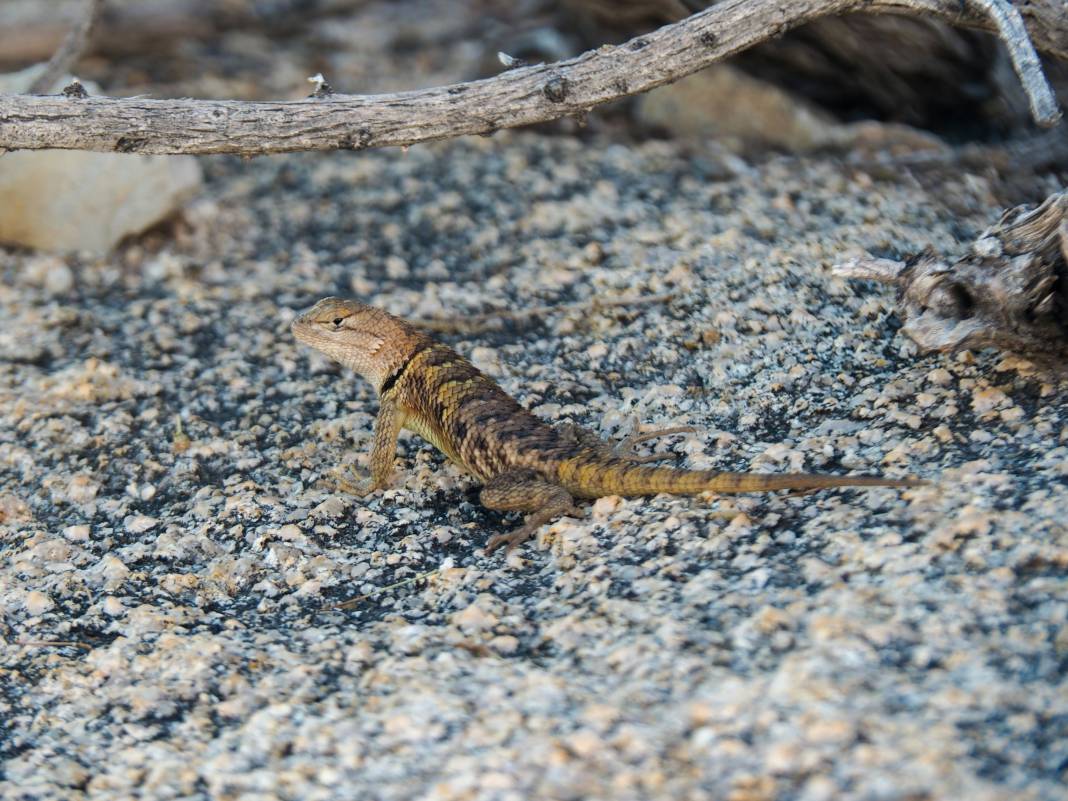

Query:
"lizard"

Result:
[[292, 297, 927, 553]]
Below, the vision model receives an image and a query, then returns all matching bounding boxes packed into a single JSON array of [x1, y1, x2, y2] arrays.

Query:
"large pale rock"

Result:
[[636, 64, 839, 152], [0, 150, 201, 253], [0, 66, 202, 254], [636, 64, 947, 156]]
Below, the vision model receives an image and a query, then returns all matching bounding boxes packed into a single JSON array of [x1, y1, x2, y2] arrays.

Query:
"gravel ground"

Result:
[[2, 131, 1067, 800]]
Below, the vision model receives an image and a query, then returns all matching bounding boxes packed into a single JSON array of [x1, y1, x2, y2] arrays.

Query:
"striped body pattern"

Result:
[[394, 340, 570, 480], [292, 298, 925, 552]]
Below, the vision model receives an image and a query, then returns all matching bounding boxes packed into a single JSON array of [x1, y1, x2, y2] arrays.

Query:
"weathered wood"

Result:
[[564, 0, 1068, 60], [0, 0, 1059, 156], [836, 191, 1068, 354]]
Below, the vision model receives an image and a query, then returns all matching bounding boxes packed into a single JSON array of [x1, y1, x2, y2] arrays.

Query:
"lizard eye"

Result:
[[332, 317, 344, 327]]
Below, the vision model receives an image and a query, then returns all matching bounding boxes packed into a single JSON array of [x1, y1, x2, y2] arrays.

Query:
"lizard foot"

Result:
[[485, 522, 541, 554], [320, 466, 383, 498], [480, 469, 577, 554]]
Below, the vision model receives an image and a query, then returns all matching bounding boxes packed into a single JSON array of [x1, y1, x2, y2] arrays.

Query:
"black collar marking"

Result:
[[379, 341, 431, 396]]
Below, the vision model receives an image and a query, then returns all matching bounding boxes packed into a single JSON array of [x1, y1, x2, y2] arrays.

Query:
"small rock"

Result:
[[453, 601, 498, 632], [276, 524, 305, 540], [799, 775, 839, 801], [125, 515, 158, 534], [385, 255, 409, 279], [637, 65, 838, 152], [24, 255, 74, 294], [726, 513, 753, 533], [0, 494, 32, 524], [926, 367, 954, 386], [311, 497, 347, 519], [50, 757, 89, 789], [565, 729, 603, 759], [591, 495, 622, 519], [63, 524, 91, 541], [24, 590, 55, 615], [66, 474, 101, 503], [479, 772, 514, 790], [470, 346, 501, 375], [102, 596, 124, 617], [972, 385, 1008, 415], [91, 555, 130, 590], [587, 342, 608, 360], [765, 741, 802, 774], [489, 635, 519, 655], [0, 151, 202, 254], [804, 717, 855, 745]]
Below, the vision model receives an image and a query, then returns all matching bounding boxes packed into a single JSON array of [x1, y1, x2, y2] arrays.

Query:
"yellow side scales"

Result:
[[292, 298, 926, 552]]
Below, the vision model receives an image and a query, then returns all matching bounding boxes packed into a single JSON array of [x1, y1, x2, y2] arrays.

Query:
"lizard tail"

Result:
[[558, 459, 926, 499]]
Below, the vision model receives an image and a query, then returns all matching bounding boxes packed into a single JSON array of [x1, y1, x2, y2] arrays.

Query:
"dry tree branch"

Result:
[[967, 0, 1059, 125], [26, 0, 105, 95], [0, 0, 1061, 156], [15, 640, 94, 650]]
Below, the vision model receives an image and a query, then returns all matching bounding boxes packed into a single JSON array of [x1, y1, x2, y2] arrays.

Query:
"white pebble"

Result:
[[102, 596, 124, 616], [125, 514, 158, 533], [24, 591, 55, 615], [63, 524, 90, 541]]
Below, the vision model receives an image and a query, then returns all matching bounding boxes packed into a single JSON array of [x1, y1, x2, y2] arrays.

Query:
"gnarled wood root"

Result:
[[836, 191, 1068, 354]]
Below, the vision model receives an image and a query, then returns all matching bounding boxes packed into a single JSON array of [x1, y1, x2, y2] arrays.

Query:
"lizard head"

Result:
[[291, 297, 413, 391]]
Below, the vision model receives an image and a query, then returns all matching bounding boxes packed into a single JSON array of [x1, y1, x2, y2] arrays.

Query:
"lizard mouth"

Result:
[[290, 313, 323, 347], [291, 301, 326, 333]]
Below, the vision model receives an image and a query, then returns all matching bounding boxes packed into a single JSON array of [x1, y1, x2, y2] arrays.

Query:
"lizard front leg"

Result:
[[480, 469, 578, 553], [335, 398, 404, 497]]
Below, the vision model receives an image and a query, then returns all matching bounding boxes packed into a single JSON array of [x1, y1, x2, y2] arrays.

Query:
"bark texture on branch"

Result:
[[0, 0, 1060, 156], [836, 192, 1068, 355], [564, 0, 1068, 60]]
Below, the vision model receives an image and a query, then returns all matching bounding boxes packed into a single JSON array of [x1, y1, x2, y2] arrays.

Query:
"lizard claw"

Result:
[[484, 504, 583, 555], [320, 466, 381, 498], [485, 527, 534, 554]]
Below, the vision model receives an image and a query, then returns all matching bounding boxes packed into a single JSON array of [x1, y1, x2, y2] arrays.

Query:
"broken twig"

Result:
[[26, 0, 104, 95], [16, 640, 93, 650], [328, 567, 439, 611]]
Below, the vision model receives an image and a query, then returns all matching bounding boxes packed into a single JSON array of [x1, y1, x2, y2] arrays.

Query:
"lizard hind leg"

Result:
[[479, 469, 578, 554]]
